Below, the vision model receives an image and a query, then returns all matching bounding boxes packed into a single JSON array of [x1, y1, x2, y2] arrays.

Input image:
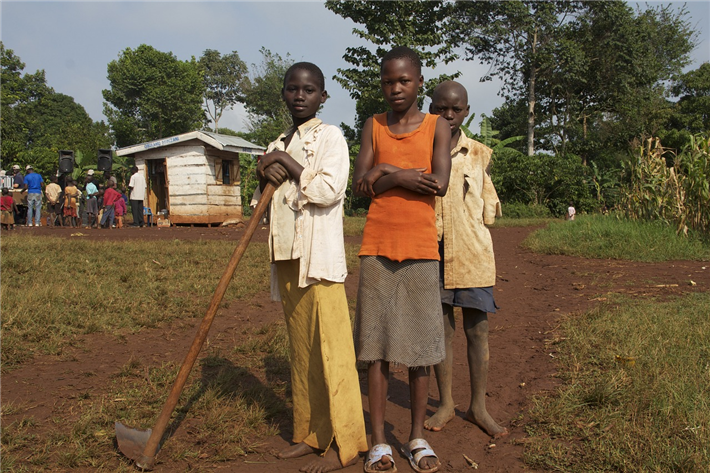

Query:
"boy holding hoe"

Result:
[[424, 81, 507, 438], [252, 62, 368, 473], [352, 46, 451, 473]]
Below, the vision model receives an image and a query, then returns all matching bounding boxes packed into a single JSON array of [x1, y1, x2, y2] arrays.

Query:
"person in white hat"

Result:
[[11, 165, 24, 189]]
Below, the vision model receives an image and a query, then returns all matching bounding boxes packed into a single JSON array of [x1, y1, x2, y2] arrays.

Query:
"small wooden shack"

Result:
[[116, 131, 264, 225]]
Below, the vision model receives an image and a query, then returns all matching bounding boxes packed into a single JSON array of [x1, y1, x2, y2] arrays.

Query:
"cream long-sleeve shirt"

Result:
[[435, 133, 502, 289], [45, 182, 62, 204], [252, 118, 350, 299]]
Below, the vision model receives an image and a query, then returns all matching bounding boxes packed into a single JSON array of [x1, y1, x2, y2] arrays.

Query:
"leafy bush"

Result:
[[491, 148, 595, 216], [501, 202, 553, 219]]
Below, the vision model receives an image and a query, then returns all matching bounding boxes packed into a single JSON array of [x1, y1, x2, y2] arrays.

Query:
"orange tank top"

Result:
[[359, 112, 439, 262]]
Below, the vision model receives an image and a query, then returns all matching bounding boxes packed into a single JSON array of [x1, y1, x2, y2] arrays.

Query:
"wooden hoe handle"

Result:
[[136, 183, 276, 470]]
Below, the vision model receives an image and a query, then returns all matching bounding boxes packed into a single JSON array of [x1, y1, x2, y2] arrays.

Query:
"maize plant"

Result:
[[619, 134, 710, 237]]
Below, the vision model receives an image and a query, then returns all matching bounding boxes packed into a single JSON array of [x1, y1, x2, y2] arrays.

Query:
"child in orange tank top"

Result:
[[352, 46, 451, 473]]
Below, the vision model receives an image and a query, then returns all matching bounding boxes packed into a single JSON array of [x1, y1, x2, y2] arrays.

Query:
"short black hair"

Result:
[[283, 62, 325, 91], [2, 188, 8, 195], [381, 46, 422, 76]]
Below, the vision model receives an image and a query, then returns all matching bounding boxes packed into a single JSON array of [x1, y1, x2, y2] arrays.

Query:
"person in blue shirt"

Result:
[[84, 171, 99, 229], [23, 165, 44, 227]]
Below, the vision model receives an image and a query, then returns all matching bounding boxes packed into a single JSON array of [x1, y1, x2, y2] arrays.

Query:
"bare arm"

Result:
[[428, 116, 452, 196], [372, 116, 452, 196], [352, 118, 376, 197]]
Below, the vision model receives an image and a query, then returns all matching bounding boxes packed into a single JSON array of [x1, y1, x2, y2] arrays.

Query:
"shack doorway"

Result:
[[146, 159, 169, 216]]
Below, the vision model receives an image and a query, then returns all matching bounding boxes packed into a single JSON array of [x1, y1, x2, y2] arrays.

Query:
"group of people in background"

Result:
[[0, 165, 147, 231]]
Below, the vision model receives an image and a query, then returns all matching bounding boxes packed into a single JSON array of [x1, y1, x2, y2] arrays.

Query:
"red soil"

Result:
[[2, 224, 708, 472]]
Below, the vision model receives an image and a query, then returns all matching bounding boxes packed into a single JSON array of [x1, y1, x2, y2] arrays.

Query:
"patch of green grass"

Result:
[[0, 235, 271, 369], [343, 216, 366, 237], [522, 214, 710, 261], [523, 292, 710, 471]]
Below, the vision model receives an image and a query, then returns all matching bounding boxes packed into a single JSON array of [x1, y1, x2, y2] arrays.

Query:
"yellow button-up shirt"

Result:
[[435, 133, 502, 289]]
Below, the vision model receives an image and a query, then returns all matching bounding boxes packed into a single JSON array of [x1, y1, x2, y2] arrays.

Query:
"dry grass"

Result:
[[0, 235, 271, 369], [1, 238, 363, 470]]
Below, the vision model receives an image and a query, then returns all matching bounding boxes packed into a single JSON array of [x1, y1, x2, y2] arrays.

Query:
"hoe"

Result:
[[115, 183, 275, 470]]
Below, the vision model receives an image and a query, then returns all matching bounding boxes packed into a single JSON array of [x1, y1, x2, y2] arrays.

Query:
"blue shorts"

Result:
[[439, 241, 498, 313]]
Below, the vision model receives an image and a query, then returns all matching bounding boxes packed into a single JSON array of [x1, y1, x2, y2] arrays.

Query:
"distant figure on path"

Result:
[[566, 202, 576, 221], [63, 179, 81, 228], [85, 171, 99, 229]]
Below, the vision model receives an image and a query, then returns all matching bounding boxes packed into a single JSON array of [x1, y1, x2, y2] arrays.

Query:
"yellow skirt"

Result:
[[275, 259, 368, 466]]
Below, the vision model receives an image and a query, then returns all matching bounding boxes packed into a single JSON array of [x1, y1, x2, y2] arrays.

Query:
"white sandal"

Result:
[[400, 438, 440, 473], [364, 443, 397, 473]]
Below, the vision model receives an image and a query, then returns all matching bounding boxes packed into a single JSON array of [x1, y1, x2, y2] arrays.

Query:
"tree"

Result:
[[1, 42, 111, 177], [199, 49, 248, 132], [556, 1, 696, 162], [326, 0, 459, 142], [448, 1, 581, 156], [241, 48, 293, 147], [103, 44, 206, 147], [669, 62, 710, 134], [449, 1, 696, 161]]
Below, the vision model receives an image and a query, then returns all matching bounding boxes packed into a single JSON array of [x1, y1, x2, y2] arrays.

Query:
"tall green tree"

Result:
[[241, 47, 293, 147], [669, 62, 710, 133], [1, 42, 111, 176], [199, 49, 248, 132], [449, 1, 581, 156], [553, 1, 696, 161], [326, 0, 458, 142], [103, 44, 205, 147]]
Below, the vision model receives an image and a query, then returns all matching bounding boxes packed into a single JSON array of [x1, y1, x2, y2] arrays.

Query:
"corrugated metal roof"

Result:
[[201, 132, 265, 151], [116, 130, 265, 157]]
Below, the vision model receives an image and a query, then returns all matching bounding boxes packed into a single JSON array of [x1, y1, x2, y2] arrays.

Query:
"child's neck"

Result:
[[285, 114, 317, 148], [386, 107, 425, 134]]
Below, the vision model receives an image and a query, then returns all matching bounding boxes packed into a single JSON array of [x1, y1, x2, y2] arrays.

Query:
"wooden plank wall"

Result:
[[158, 144, 242, 224]]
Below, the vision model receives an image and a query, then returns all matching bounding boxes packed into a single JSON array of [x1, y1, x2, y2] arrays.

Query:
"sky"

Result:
[[1, 1, 709, 143]]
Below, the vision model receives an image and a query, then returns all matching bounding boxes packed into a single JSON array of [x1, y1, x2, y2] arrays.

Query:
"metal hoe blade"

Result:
[[115, 422, 159, 470]]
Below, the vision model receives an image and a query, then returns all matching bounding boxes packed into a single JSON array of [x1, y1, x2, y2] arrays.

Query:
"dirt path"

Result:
[[3, 225, 708, 472]]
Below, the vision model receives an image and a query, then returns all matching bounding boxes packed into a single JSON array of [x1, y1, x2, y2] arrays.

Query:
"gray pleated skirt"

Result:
[[354, 256, 445, 368]]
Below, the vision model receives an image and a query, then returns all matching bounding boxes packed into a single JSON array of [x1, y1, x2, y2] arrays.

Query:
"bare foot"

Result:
[[424, 404, 456, 432], [465, 408, 508, 438], [278, 442, 316, 459], [300, 448, 357, 473]]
